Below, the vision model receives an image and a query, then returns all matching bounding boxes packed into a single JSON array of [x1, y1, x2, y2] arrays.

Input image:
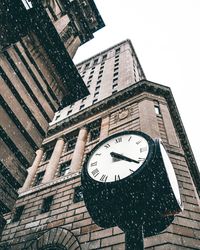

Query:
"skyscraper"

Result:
[[1, 40, 199, 249]]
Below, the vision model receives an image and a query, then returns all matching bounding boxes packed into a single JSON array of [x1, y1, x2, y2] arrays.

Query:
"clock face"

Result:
[[87, 131, 151, 183]]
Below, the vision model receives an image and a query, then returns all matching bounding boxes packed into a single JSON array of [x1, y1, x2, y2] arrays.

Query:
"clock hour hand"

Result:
[[110, 152, 139, 164]]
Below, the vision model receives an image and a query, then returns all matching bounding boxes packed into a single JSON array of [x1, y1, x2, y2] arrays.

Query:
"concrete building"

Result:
[[0, 0, 104, 234], [0, 40, 200, 249]]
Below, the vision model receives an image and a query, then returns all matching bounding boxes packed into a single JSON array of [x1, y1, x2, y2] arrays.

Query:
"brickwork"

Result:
[[0, 0, 104, 232], [1, 80, 199, 249]]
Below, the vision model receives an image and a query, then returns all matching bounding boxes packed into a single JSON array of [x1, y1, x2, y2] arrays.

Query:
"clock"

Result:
[[81, 130, 183, 234], [116, 139, 183, 234], [81, 130, 156, 228], [86, 130, 154, 183]]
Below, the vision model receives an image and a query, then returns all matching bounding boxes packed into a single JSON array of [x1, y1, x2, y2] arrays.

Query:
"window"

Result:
[[41, 196, 53, 213], [98, 75, 102, 79], [93, 58, 98, 65], [87, 80, 91, 85], [88, 75, 93, 79], [115, 48, 120, 54], [85, 63, 90, 70], [96, 80, 101, 85], [115, 55, 119, 59], [67, 110, 72, 116], [93, 99, 98, 104], [12, 206, 24, 222], [43, 148, 54, 161], [58, 160, 71, 177], [88, 119, 101, 142], [154, 101, 161, 116], [112, 83, 118, 89], [33, 171, 45, 186], [66, 133, 78, 152], [102, 54, 107, 61], [112, 90, 118, 94], [82, 97, 87, 102], [114, 63, 119, 67], [94, 92, 99, 97], [55, 114, 61, 120], [101, 62, 105, 66], [73, 186, 84, 203], [113, 72, 118, 77], [90, 70, 94, 75], [100, 65, 104, 70], [114, 67, 119, 72], [95, 86, 100, 91], [115, 58, 119, 63], [113, 78, 118, 83], [80, 104, 85, 110], [99, 70, 103, 75]]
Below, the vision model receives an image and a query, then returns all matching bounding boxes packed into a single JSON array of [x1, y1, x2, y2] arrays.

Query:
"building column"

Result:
[[138, 99, 160, 139], [99, 115, 110, 141], [42, 137, 65, 183], [70, 127, 88, 173], [20, 148, 44, 192]]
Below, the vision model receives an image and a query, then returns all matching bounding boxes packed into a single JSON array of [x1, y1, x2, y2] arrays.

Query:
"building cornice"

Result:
[[48, 79, 200, 194]]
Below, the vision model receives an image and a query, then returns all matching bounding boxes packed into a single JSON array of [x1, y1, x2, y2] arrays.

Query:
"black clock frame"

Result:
[[81, 130, 182, 236], [82, 131, 156, 228]]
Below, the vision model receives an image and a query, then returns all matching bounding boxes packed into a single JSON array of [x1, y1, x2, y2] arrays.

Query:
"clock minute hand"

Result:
[[110, 152, 139, 164]]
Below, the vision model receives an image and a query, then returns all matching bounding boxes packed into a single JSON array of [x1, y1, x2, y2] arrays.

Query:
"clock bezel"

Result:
[[82, 130, 156, 186]]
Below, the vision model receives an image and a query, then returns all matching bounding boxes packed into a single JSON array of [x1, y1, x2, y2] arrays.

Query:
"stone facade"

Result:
[[1, 41, 199, 249], [0, 0, 104, 234]]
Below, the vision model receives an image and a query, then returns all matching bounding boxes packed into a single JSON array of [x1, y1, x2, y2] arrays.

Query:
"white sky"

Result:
[[74, 0, 200, 169]]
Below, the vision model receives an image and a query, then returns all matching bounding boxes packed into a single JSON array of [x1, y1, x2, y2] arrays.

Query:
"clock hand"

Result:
[[110, 152, 139, 164]]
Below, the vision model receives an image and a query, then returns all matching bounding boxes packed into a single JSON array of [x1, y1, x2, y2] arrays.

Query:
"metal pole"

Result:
[[125, 226, 144, 250]]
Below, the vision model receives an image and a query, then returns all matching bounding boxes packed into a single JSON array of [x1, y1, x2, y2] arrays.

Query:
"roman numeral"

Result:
[[136, 140, 142, 145], [115, 137, 122, 143], [129, 169, 135, 173], [91, 168, 99, 177], [115, 175, 120, 181], [128, 136, 132, 141], [95, 153, 101, 156], [90, 161, 97, 167], [100, 174, 108, 182], [104, 144, 110, 149]]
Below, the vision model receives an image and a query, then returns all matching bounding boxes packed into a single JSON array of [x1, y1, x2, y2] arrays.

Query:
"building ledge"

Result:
[[18, 171, 81, 198], [47, 79, 200, 196]]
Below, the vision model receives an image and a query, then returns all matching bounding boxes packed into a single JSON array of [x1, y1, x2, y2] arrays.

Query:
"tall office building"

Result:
[[0, 0, 104, 234], [0, 40, 199, 249]]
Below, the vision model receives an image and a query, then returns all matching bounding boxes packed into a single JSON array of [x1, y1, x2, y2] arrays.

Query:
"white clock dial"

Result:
[[87, 133, 149, 183]]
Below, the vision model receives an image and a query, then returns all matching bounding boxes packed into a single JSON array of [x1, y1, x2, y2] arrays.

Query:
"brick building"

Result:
[[0, 0, 104, 234], [0, 40, 199, 249]]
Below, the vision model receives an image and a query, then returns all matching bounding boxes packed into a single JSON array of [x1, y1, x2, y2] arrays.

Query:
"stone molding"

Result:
[[25, 227, 80, 250]]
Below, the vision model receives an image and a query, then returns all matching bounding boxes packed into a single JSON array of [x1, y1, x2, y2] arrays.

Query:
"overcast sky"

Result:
[[74, 0, 200, 169]]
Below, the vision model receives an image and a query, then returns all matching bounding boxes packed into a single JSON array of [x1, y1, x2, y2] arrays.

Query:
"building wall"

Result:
[[1, 82, 199, 249], [51, 40, 145, 124], [0, 0, 104, 234]]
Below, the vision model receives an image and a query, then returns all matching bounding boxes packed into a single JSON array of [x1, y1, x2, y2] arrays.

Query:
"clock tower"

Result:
[[0, 40, 199, 250]]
